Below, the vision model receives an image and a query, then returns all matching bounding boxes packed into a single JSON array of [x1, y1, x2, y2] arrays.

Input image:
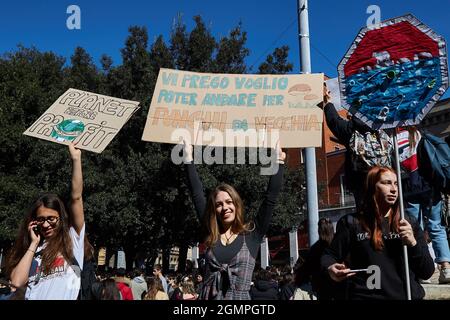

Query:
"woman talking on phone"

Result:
[[322, 166, 434, 300], [5, 144, 85, 300]]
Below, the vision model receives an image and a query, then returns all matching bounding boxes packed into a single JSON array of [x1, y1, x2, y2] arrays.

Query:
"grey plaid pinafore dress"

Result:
[[200, 233, 255, 300]]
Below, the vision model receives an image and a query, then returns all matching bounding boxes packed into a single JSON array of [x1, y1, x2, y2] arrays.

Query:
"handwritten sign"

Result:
[[142, 68, 324, 148], [24, 88, 140, 153]]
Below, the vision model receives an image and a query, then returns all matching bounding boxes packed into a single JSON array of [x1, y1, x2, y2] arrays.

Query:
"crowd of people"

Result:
[[0, 86, 449, 301]]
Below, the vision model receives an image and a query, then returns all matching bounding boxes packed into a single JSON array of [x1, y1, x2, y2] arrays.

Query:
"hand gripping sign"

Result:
[[338, 14, 448, 130]]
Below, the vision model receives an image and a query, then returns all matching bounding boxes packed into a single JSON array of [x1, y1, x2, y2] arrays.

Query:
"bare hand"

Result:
[[183, 139, 193, 162], [318, 85, 332, 109], [328, 263, 356, 282], [399, 219, 417, 247], [276, 140, 286, 163], [324, 87, 332, 105], [68, 143, 81, 161], [28, 221, 41, 245]]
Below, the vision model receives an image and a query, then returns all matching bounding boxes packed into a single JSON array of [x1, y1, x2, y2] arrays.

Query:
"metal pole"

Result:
[[289, 229, 299, 268], [393, 131, 412, 300], [261, 237, 269, 269], [192, 244, 199, 269], [298, 0, 319, 246]]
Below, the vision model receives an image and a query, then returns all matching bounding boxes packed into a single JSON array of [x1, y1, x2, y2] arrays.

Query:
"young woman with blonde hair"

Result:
[[183, 141, 285, 300]]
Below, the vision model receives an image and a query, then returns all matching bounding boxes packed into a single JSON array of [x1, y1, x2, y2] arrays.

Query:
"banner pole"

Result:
[[392, 130, 412, 300]]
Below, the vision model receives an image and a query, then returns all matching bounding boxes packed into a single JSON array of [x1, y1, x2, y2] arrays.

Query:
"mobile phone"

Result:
[[33, 225, 41, 236], [348, 269, 368, 273]]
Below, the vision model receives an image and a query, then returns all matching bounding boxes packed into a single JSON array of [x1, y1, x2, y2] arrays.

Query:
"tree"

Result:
[[0, 47, 67, 243], [64, 47, 99, 91], [0, 18, 300, 272], [186, 16, 216, 72], [214, 23, 249, 74], [170, 14, 189, 71], [258, 45, 293, 74]]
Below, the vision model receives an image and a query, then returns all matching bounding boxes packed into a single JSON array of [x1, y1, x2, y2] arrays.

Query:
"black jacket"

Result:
[[250, 280, 279, 300], [296, 240, 336, 300], [321, 213, 434, 300]]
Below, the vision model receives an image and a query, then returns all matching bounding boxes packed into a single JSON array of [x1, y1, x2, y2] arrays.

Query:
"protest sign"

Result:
[[24, 88, 140, 153], [142, 68, 324, 148], [338, 14, 448, 129]]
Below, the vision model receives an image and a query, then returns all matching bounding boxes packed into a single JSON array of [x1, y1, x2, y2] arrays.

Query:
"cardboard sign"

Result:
[[142, 68, 324, 148], [24, 88, 140, 153]]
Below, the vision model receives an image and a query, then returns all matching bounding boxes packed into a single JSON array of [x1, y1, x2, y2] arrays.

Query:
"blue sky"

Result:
[[0, 1, 449, 96]]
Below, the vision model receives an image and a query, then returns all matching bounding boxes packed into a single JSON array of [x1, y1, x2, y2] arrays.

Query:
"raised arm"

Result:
[[69, 143, 84, 234], [254, 143, 285, 238], [183, 141, 207, 222], [319, 88, 353, 144]]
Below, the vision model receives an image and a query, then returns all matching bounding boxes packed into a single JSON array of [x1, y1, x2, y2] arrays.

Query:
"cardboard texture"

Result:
[[142, 68, 324, 148], [24, 88, 140, 153]]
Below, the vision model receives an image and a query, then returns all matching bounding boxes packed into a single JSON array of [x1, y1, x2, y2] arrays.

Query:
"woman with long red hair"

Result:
[[322, 166, 434, 300]]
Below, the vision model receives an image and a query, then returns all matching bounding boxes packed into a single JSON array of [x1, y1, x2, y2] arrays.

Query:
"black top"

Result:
[[321, 213, 435, 300], [296, 239, 335, 300], [250, 280, 279, 300], [186, 163, 284, 264]]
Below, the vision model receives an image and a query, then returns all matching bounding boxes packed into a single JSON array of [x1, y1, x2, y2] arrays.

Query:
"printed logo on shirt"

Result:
[[383, 232, 400, 240], [356, 231, 400, 241], [29, 256, 68, 285], [356, 232, 370, 241]]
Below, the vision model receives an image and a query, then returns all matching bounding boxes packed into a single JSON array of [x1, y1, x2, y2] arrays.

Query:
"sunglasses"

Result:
[[35, 216, 60, 225]]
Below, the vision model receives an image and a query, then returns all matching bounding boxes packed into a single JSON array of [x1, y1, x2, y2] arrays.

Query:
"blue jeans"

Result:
[[406, 200, 450, 264]]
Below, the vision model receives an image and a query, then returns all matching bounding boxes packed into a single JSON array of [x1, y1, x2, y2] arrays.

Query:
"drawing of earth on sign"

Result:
[[338, 14, 448, 129], [51, 119, 85, 142]]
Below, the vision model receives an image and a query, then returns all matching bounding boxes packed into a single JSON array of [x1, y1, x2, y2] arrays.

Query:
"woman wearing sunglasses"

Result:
[[5, 144, 85, 300]]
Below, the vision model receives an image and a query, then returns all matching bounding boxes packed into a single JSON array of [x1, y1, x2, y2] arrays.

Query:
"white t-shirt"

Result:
[[25, 224, 85, 300]]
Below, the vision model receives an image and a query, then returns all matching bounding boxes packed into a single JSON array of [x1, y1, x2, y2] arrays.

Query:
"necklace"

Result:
[[223, 232, 234, 245]]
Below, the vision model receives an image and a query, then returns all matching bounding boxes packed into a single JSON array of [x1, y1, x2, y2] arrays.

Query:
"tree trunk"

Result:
[[177, 244, 189, 273], [162, 248, 171, 274]]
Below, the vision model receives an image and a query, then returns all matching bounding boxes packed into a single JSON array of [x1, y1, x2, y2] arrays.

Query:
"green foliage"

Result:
[[0, 17, 302, 267], [258, 46, 293, 74]]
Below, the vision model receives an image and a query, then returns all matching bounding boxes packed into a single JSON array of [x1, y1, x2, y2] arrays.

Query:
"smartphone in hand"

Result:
[[32, 225, 41, 237], [348, 269, 368, 273]]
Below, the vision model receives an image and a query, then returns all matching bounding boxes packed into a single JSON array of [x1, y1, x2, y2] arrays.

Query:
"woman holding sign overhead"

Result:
[[5, 143, 85, 300], [183, 141, 285, 300]]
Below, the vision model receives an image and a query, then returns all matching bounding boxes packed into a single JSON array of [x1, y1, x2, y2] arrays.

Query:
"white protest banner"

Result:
[[108, 254, 115, 269], [117, 250, 126, 269], [142, 68, 324, 148], [24, 88, 140, 153]]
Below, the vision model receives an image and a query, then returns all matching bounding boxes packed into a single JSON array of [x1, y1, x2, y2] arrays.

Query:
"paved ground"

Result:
[[423, 268, 450, 300]]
